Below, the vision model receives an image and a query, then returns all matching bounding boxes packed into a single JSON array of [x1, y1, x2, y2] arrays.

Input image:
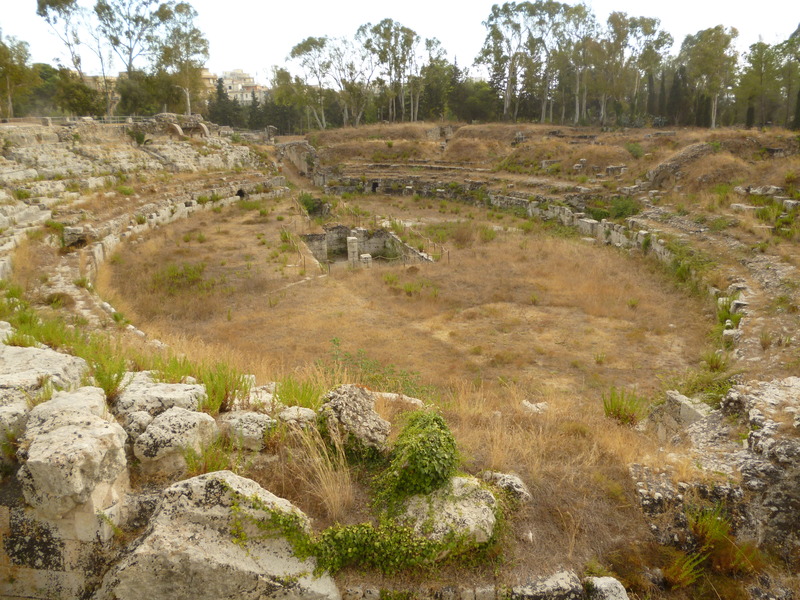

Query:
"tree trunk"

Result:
[[503, 56, 516, 121], [600, 93, 607, 126], [6, 75, 13, 119], [540, 75, 549, 123], [711, 94, 718, 129], [581, 85, 588, 121], [574, 69, 581, 124]]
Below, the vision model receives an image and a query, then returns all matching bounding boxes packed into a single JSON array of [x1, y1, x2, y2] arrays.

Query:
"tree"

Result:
[[359, 19, 419, 122], [152, 2, 209, 115], [738, 41, 780, 127], [289, 36, 330, 129], [327, 34, 376, 127], [36, 0, 85, 79], [94, 0, 173, 74], [53, 68, 105, 115], [477, 2, 533, 121], [681, 26, 738, 128], [0, 33, 39, 118]]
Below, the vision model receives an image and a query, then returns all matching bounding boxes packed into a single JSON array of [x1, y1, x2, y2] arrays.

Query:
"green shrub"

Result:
[[602, 387, 645, 425], [625, 142, 644, 159], [375, 411, 458, 508], [117, 186, 134, 196], [609, 196, 640, 219], [197, 362, 251, 414], [13, 189, 31, 200]]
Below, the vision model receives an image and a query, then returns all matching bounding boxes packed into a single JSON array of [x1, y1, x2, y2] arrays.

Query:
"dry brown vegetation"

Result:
[[97, 181, 714, 580], [86, 122, 800, 591]]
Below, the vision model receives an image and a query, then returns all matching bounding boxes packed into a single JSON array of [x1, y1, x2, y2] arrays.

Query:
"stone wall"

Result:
[[302, 225, 428, 265]]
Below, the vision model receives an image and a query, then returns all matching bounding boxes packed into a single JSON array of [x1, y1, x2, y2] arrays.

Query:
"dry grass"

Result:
[[312, 122, 438, 146]]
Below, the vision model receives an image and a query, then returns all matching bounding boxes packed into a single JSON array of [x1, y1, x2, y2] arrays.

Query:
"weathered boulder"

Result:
[[647, 390, 712, 443], [585, 576, 629, 600], [481, 471, 532, 504], [278, 405, 316, 426], [319, 384, 390, 451], [0, 343, 87, 391], [400, 476, 497, 551], [218, 410, 276, 451], [113, 371, 206, 441], [133, 406, 217, 475], [510, 571, 583, 599], [93, 471, 340, 600], [17, 387, 128, 518]]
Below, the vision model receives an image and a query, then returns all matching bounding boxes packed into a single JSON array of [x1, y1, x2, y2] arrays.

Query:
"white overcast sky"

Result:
[[2, 0, 798, 84]]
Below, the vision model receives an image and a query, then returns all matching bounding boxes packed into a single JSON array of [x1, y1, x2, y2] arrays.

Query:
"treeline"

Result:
[[1, 0, 208, 118], [1, 1, 799, 130]]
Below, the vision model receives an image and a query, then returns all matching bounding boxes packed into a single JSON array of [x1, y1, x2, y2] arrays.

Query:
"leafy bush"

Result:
[[602, 387, 646, 426], [625, 142, 644, 159], [375, 411, 458, 508]]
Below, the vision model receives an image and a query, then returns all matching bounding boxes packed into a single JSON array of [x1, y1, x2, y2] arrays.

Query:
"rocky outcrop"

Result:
[[510, 571, 584, 599], [481, 471, 532, 504], [17, 387, 128, 519], [113, 370, 206, 442], [647, 142, 713, 190], [319, 384, 390, 452], [218, 410, 276, 451], [0, 342, 88, 391], [584, 576, 629, 600], [400, 476, 497, 551], [94, 471, 340, 600], [133, 406, 217, 475], [724, 378, 800, 562]]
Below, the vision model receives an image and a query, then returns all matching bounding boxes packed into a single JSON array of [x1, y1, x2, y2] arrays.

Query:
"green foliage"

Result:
[[609, 196, 640, 219], [664, 550, 707, 588], [325, 339, 437, 400], [624, 142, 644, 159], [116, 185, 135, 196], [686, 504, 766, 576], [197, 362, 251, 414], [13, 189, 31, 200], [602, 387, 646, 426], [298, 192, 325, 214], [151, 262, 216, 295], [84, 338, 128, 402], [275, 374, 325, 409], [716, 295, 743, 329], [183, 434, 243, 476], [126, 128, 151, 147], [227, 486, 479, 576], [375, 411, 458, 509]]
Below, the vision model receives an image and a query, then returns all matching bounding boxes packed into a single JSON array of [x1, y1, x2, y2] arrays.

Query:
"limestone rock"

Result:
[[400, 476, 497, 551], [319, 384, 390, 451], [113, 371, 206, 441], [510, 571, 583, 599], [133, 407, 217, 475], [521, 400, 549, 414], [278, 405, 316, 426], [0, 344, 87, 391], [17, 387, 128, 518], [481, 471, 532, 504], [585, 577, 629, 600], [94, 471, 339, 600], [218, 410, 276, 451]]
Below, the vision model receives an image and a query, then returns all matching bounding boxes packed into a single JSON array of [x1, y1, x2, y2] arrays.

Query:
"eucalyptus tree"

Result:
[[738, 41, 781, 127], [94, 0, 174, 75], [152, 2, 208, 115], [561, 3, 596, 123], [681, 26, 738, 128], [36, 0, 86, 78], [358, 19, 419, 122], [327, 34, 376, 126], [290, 36, 331, 128], [477, 2, 534, 121], [0, 33, 39, 118]]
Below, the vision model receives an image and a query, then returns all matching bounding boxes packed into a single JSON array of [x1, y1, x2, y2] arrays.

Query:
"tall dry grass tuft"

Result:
[[292, 426, 355, 523]]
